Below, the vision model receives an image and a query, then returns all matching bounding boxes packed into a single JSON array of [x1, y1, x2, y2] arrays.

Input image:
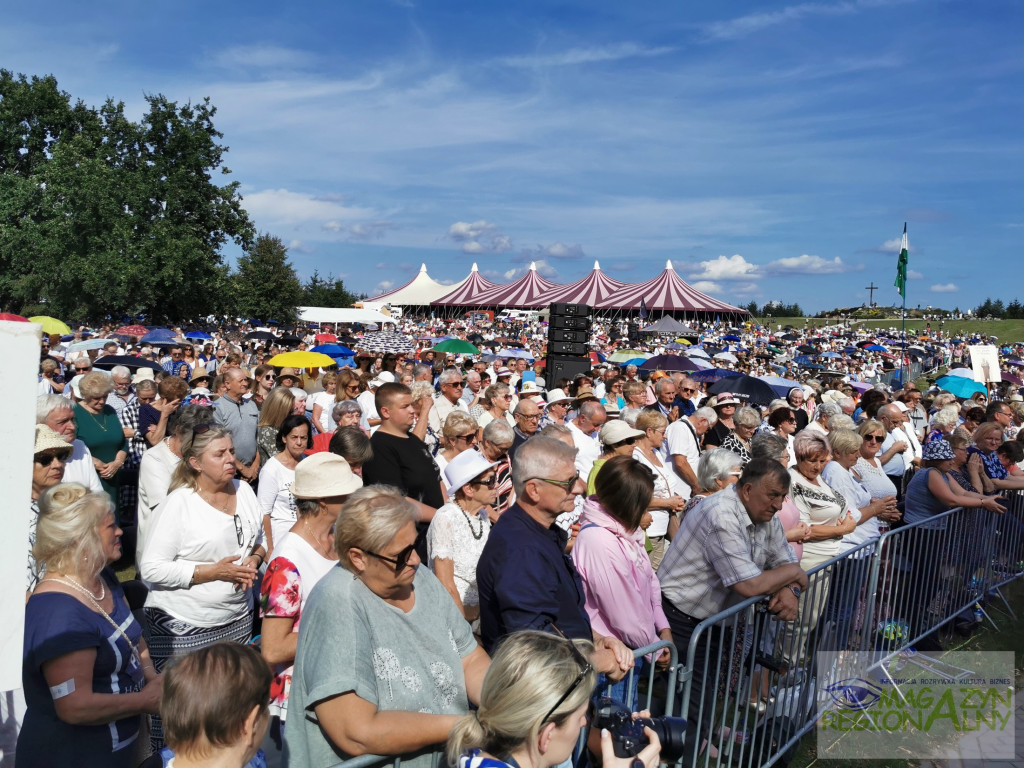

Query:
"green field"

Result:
[[753, 317, 1024, 344]]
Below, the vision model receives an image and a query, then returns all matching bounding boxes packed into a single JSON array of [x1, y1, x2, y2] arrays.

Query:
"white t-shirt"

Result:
[[357, 390, 377, 432], [632, 447, 680, 538], [258, 456, 299, 550], [137, 439, 180, 564], [63, 439, 104, 495], [309, 391, 337, 433], [664, 418, 700, 500], [568, 419, 602, 480]]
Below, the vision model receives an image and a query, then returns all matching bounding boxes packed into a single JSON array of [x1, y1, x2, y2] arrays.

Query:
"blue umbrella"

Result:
[[141, 328, 176, 344], [690, 368, 742, 384], [758, 375, 804, 398], [821, 351, 842, 358], [619, 357, 650, 368], [935, 376, 986, 398], [665, 342, 686, 351], [722, 334, 742, 342], [312, 344, 355, 356], [865, 344, 887, 352], [185, 331, 213, 340], [499, 348, 534, 360]]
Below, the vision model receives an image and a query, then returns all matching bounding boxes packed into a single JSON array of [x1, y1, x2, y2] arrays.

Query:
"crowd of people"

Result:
[[11, 312, 1024, 768]]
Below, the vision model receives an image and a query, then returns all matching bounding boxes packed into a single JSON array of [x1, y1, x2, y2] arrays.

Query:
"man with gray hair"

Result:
[[36, 394, 103, 494], [105, 365, 136, 417], [567, 399, 607, 481], [665, 406, 718, 499], [805, 401, 841, 436], [428, 367, 469, 435], [460, 369, 483, 409], [477, 437, 633, 681]]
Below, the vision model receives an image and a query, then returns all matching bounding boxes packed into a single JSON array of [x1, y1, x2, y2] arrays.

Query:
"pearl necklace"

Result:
[[50, 573, 106, 602]]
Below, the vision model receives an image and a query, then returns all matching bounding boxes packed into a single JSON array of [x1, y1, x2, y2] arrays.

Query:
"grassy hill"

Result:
[[754, 317, 1024, 344]]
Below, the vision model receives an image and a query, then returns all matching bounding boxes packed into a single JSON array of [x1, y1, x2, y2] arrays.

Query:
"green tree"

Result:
[[742, 300, 759, 315], [303, 269, 357, 308], [231, 234, 304, 323]]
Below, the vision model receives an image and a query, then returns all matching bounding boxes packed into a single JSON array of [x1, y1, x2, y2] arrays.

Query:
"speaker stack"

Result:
[[546, 302, 593, 386]]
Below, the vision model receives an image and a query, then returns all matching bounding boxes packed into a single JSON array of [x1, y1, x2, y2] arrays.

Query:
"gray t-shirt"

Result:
[[284, 564, 477, 768]]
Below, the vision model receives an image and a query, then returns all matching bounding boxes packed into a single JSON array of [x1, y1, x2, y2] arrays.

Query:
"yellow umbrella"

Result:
[[29, 316, 71, 335], [673, 338, 692, 345], [267, 351, 338, 369]]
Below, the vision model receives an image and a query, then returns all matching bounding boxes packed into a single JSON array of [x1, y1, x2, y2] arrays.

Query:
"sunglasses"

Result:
[[614, 437, 637, 447], [361, 541, 418, 572], [681, 387, 697, 394], [863, 434, 885, 443], [346, 385, 361, 392], [35, 452, 69, 467], [455, 433, 477, 443], [542, 625, 594, 724], [75, 366, 92, 372], [532, 471, 580, 493], [473, 475, 499, 489]]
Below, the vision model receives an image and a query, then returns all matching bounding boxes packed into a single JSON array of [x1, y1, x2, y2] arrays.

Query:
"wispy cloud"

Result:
[[498, 42, 675, 69], [211, 44, 315, 72], [764, 255, 855, 275], [930, 283, 959, 293], [703, 0, 912, 42]]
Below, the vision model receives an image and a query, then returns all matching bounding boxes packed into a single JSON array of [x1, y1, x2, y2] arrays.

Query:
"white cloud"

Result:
[[688, 254, 760, 281], [930, 283, 959, 293], [322, 221, 344, 233], [212, 44, 315, 72], [545, 242, 585, 260], [703, 1, 908, 42], [348, 221, 395, 240], [288, 239, 313, 254], [448, 220, 496, 242], [462, 241, 485, 254], [908, 270, 924, 280], [243, 188, 375, 229], [374, 280, 395, 293], [498, 42, 675, 69], [691, 281, 723, 294], [765, 254, 850, 275], [449, 220, 516, 254]]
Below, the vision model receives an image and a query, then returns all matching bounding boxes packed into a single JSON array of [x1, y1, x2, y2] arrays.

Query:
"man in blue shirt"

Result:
[[477, 436, 632, 680], [162, 345, 192, 378]]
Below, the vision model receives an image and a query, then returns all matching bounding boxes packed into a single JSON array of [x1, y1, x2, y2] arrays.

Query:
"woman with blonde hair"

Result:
[[447, 630, 660, 768], [251, 363, 276, 409], [139, 424, 265, 749], [334, 368, 365, 403], [256, 386, 295, 466], [435, 410, 482, 490], [21, 487, 161, 766], [310, 370, 339, 433], [74, 371, 129, 508], [632, 410, 686, 569]]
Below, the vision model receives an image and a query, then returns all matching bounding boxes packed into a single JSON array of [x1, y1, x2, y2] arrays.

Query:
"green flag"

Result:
[[894, 223, 908, 298]]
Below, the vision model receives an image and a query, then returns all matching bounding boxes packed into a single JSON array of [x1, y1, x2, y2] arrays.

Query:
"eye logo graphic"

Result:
[[825, 678, 883, 711]]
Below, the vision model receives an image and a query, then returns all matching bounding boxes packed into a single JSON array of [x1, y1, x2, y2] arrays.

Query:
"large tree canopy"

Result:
[[0, 71, 254, 321]]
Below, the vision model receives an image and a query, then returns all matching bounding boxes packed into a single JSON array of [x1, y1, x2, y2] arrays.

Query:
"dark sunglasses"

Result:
[[35, 452, 69, 467], [362, 541, 418, 572], [455, 433, 477, 443], [542, 625, 594, 724], [473, 475, 499, 489], [864, 434, 885, 443], [614, 437, 637, 447]]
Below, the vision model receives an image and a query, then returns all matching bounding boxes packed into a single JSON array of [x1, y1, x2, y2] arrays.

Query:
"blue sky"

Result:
[[4, 0, 1021, 311]]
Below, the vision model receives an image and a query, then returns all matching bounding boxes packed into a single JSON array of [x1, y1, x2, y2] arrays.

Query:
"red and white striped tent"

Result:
[[430, 263, 498, 307], [596, 260, 747, 315], [533, 261, 627, 307], [460, 262, 560, 309]]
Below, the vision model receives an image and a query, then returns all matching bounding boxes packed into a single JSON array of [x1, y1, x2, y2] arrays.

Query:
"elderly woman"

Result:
[[428, 451, 499, 622], [587, 420, 646, 494], [139, 425, 265, 749], [573, 455, 673, 710], [309, 399, 363, 454], [259, 454, 362, 756], [767, 406, 799, 466], [160, 643, 270, 768], [258, 414, 312, 553], [704, 393, 740, 449], [284, 486, 490, 768], [256, 386, 295, 466], [27, 426, 75, 593], [750, 433, 810, 558], [21, 487, 161, 767], [633, 410, 686, 569], [677, 447, 743, 521], [969, 422, 1024, 493], [852, 420, 902, 532], [820, 429, 899, 650], [448, 631, 661, 768], [435, 410, 482, 492], [310, 371, 339, 434], [410, 380, 440, 452], [720, 405, 760, 465], [74, 371, 129, 508], [477, 383, 515, 431], [787, 387, 810, 432], [925, 406, 960, 444]]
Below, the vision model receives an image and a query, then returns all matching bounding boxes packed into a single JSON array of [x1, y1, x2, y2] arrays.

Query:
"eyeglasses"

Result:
[[532, 472, 580, 493], [681, 387, 697, 394], [75, 366, 92, 372], [35, 452, 68, 467], [517, 413, 540, 421], [863, 434, 885, 443], [542, 625, 594, 724], [361, 542, 418, 571], [346, 385, 361, 393], [234, 513, 245, 547], [455, 433, 477, 443], [473, 475, 499, 489], [614, 437, 636, 447]]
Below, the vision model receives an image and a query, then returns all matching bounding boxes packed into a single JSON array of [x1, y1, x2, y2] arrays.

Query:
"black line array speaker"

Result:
[[546, 355, 593, 386], [546, 302, 591, 386]]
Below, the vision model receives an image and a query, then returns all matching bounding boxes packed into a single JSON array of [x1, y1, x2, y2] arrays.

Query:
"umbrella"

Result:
[[0, 312, 29, 322], [796, 345, 817, 354], [315, 333, 338, 343], [943, 367, 974, 378], [92, 355, 163, 372], [848, 381, 873, 393], [357, 332, 415, 354], [766, 346, 784, 355], [432, 339, 480, 355], [722, 334, 742, 342], [113, 323, 148, 336], [30, 316, 71, 335], [639, 355, 700, 373], [267, 351, 338, 368], [664, 342, 687, 351], [708, 375, 779, 407], [672, 338, 692, 345], [467, 333, 485, 344], [1002, 372, 1022, 386], [820, 351, 842, 358], [690, 368, 743, 384], [619, 358, 650, 368], [865, 344, 887, 352], [311, 344, 355, 357], [686, 347, 712, 359], [141, 328, 177, 344], [780, 333, 800, 341], [935, 376, 986, 399], [68, 338, 118, 353], [185, 331, 214, 341], [278, 335, 302, 346], [713, 352, 739, 363], [609, 350, 649, 363], [757, 375, 804, 398], [499, 348, 534, 360], [246, 330, 277, 341]]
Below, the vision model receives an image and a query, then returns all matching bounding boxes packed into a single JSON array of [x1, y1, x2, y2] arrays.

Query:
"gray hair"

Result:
[[766, 399, 790, 413], [793, 430, 830, 461], [733, 406, 761, 429], [837, 397, 856, 411], [37, 394, 73, 423], [538, 423, 572, 440], [136, 380, 157, 396], [438, 367, 463, 386], [692, 406, 718, 426], [482, 419, 514, 446], [335, 486, 418, 571], [654, 378, 674, 395], [412, 364, 432, 379], [512, 436, 577, 496], [930, 406, 959, 430], [828, 428, 862, 456], [410, 380, 435, 403], [830, 414, 856, 431], [78, 371, 113, 399], [170, 404, 217, 440], [619, 407, 642, 427], [750, 432, 788, 463], [332, 399, 362, 424], [696, 448, 742, 493], [813, 402, 841, 421], [110, 365, 131, 380]]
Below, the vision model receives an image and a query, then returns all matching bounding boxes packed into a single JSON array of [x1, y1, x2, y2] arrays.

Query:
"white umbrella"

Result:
[[714, 352, 739, 363]]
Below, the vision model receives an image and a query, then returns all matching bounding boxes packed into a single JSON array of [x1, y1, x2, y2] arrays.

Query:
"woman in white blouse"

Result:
[[257, 414, 311, 553], [632, 410, 686, 570], [139, 424, 266, 749]]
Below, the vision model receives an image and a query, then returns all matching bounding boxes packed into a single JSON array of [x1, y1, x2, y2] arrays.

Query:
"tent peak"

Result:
[[419, 263, 428, 273], [665, 260, 673, 270], [471, 263, 478, 272], [529, 262, 537, 271], [593, 260, 601, 270]]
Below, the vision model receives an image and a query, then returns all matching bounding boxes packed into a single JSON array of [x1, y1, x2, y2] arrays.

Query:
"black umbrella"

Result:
[[708, 374, 779, 407], [467, 333, 485, 344], [92, 355, 163, 372], [796, 345, 817, 354], [780, 333, 800, 341], [278, 335, 302, 346], [638, 354, 700, 373], [246, 330, 277, 341]]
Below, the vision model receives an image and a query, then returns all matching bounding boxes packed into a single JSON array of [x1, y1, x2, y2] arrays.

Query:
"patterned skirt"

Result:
[[144, 607, 253, 749]]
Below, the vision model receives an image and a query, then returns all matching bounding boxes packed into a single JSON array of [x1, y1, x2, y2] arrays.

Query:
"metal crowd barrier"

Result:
[[668, 496, 1024, 768]]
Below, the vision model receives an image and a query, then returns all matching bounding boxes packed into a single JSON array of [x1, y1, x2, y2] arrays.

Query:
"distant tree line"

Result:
[[742, 300, 805, 318], [0, 71, 355, 324], [975, 298, 1024, 319]]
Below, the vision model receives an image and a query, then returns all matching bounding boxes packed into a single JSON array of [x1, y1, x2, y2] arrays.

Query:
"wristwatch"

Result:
[[788, 585, 802, 598]]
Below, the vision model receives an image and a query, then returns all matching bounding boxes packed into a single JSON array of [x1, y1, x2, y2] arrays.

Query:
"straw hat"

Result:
[[291, 453, 363, 498]]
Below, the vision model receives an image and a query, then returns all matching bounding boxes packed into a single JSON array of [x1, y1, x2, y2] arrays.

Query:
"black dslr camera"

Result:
[[592, 697, 687, 762]]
